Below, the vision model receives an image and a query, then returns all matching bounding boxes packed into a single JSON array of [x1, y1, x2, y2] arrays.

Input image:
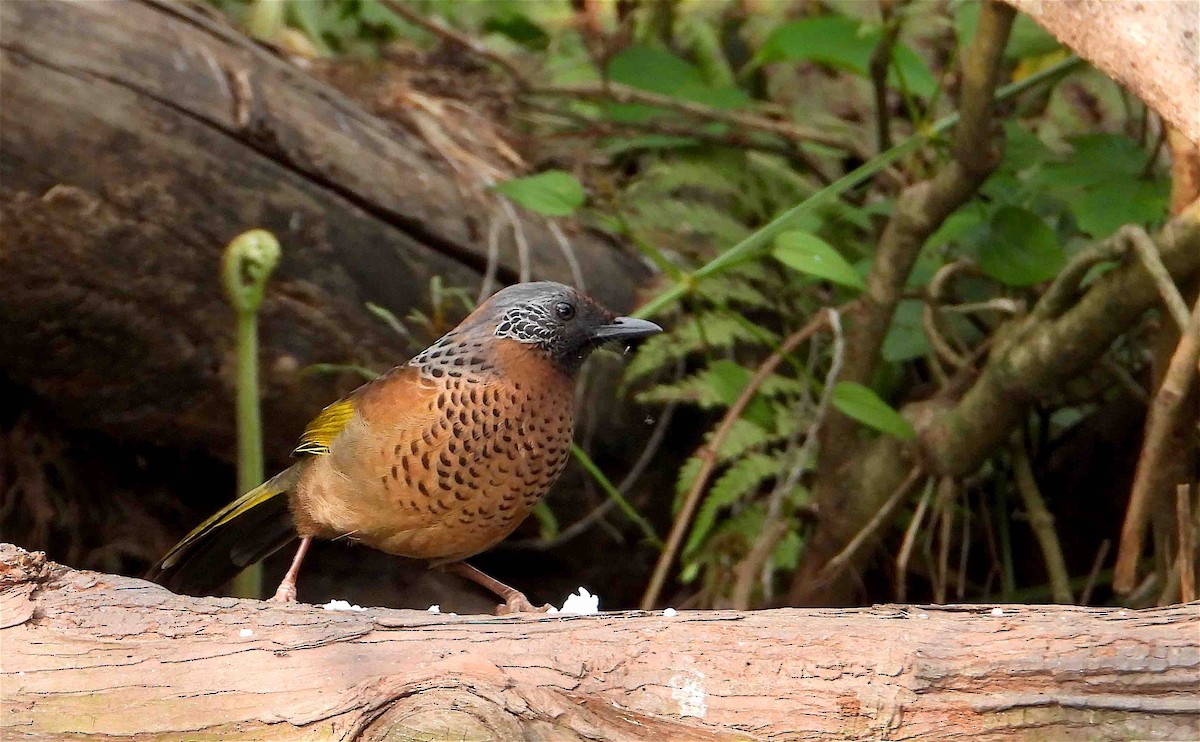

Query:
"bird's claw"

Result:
[[496, 593, 553, 615], [269, 583, 297, 603]]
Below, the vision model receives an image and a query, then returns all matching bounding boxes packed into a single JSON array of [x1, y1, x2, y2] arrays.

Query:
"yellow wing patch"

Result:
[[293, 399, 357, 456]]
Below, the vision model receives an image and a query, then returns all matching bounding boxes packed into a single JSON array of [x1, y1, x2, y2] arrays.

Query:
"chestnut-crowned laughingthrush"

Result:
[[151, 282, 661, 612]]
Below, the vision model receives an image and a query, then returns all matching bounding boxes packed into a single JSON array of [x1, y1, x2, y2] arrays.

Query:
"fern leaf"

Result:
[[684, 453, 777, 557]]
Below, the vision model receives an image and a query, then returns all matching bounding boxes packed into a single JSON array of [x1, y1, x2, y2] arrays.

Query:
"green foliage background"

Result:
[[216, 0, 1173, 608]]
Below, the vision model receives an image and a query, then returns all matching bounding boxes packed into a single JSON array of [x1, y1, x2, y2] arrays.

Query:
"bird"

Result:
[[150, 281, 661, 613]]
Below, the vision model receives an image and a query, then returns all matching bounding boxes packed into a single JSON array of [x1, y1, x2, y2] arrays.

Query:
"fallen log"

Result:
[[2, 543, 1197, 740], [0, 0, 648, 460]]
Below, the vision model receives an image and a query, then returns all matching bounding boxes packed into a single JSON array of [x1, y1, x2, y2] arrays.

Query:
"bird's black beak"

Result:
[[589, 316, 663, 342]]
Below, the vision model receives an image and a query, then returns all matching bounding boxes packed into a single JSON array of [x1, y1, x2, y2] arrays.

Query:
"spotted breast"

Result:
[[291, 328, 574, 563]]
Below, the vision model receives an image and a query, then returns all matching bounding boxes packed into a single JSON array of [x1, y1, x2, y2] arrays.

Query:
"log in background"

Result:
[[0, 0, 649, 460], [0, 0, 662, 606], [2, 545, 1197, 740]]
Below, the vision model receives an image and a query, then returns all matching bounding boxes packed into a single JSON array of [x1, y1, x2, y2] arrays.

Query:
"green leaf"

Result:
[[978, 206, 1065, 286], [1036, 134, 1169, 237], [706, 359, 752, 405], [684, 454, 777, 557], [772, 529, 803, 571], [773, 231, 866, 290], [605, 45, 749, 122], [531, 500, 558, 541], [1072, 178, 1168, 238], [832, 382, 915, 439], [482, 11, 549, 50], [756, 16, 936, 97], [705, 360, 774, 430], [609, 45, 704, 94], [882, 300, 930, 362], [713, 418, 772, 461], [494, 171, 585, 216]]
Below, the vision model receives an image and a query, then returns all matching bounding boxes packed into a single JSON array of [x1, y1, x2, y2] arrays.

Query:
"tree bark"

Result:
[[0, 0, 648, 461], [1004, 0, 1199, 145], [2, 544, 1197, 741]]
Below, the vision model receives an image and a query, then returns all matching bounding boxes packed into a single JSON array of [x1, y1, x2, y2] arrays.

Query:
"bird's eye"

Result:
[[554, 301, 576, 321]]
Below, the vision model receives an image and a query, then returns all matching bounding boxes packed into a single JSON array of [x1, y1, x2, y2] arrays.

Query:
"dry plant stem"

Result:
[[530, 83, 853, 152], [869, 0, 905, 153], [1115, 295, 1200, 593], [923, 259, 980, 369], [895, 477, 935, 602], [547, 222, 586, 293], [477, 213, 505, 304], [639, 308, 841, 610], [1079, 539, 1111, 606], [820, 466, 925, 581], [729, 519, 791, 610], [1012, 442, 1074, 603], [527, 104, 804, 159], [1033, 237, 1128, 321], [379, 0, 529, 89], [757, 310, 845, 601], [934, 477, 957, 604], [1125, 225, 1192, 331], [1177, 484, 1196, 603]]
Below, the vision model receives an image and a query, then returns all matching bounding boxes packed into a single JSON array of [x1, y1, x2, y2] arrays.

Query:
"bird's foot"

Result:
[[269, 582, 297, 603], [496, 592, 553, 616]]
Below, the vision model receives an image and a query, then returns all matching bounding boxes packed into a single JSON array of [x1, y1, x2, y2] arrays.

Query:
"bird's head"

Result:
[[464, 282, 661, 374]]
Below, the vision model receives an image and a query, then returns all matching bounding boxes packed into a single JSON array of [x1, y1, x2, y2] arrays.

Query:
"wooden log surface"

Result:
[[1004, 0, 1199, 145], [2, 543, 1197, 740], [0, 0, 648, 461]]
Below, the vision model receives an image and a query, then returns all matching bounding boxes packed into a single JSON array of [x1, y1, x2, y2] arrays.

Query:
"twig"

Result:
[[547, 221, 586, 293], [529, 83, 855, 152], [640, 308, 842, 609], [477, 211, 504, 305], [730, 520, 791, 610], [379, 0, 530, 90], [934, 476, 957, 604], [895, 477, 935, 602], [497, 198, 532, 283], [868, 0, 907, 153], [1012, 441, 1073, 603], [1124, 225, 1191, 331], [957, 490, 971, 601], [1178, 484, 1196, 603], [1079, 538, 1111, 605], [523, 101, 805, 159], [923, 259, 978, 369], [819, 465, 925, 580], [1115, 295, 1200, 593], [1032, 236, 1127, 321], [1101, 356, 1150, 404], [758, 309, 845, 600]]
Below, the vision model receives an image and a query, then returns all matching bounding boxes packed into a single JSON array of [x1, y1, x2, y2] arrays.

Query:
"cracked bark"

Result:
[[0, 0, 648, 461], [2, 544, 1197, 740]]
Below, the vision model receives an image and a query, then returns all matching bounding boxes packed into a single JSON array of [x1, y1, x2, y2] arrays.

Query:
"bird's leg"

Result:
[[440, 561, 552, 615], [269, 536, 312, 603]]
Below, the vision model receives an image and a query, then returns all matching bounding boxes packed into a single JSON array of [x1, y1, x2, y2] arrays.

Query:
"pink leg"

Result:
[[441, 561, 552, 615], [269, 536, 312, 603]]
